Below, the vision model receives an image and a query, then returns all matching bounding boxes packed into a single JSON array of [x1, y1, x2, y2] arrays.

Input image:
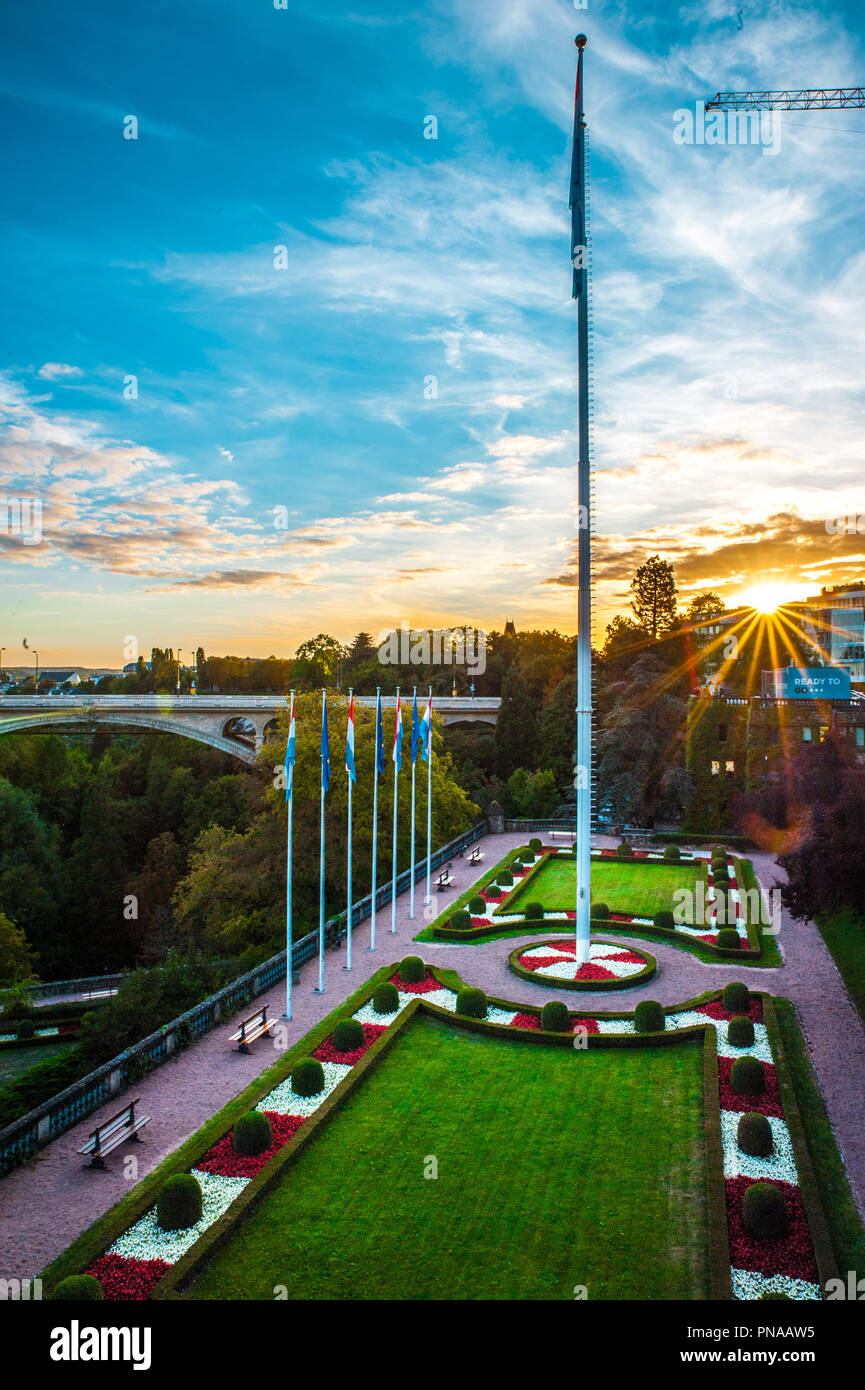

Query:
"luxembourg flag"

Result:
[[284, 694, 296, 799], [393, 693, 403, 772], [345, 694, 357, 783], [420, 692, 432, 761]]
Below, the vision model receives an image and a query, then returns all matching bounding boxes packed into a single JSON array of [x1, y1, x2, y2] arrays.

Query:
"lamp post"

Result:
[[33, 650, 40, 691], [176, 650, 183, 695]]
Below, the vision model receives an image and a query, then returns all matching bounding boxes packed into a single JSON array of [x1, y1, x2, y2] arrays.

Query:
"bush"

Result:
[[540, 1000, 569, 1032], [290, 1057, 325, 1097], [50, 1274, 104, 1301], [591, 902, 610, 920], [742, 1182, 788, 1239], [617, 842, 634, 858], [714, 890, 737, 927], [232, 1110, 272, 1156], [529, 838, 542, 853], [717, 928, 741, 950], [730, 1055, 765, 1096], [456, 987, 486, 1019], [737, 1111, 774, 1158], [723, 981, 750, 1014], [372, 982, 399, 1015], [510, 858, 525, 872], [653, 910, 674, 930], [157, 1173, 203, 1231], [468, 896, 486, 915], [449, 910, 471, 931], [634, 1000, 665, 1033], [497, 870, 514, 889], [713, 874, 730, 893], [399, 955, 425, 984], [332, 1017, 365, 1052], [16, 1018, 35, 1039], [524, 902, 544, 921], [728, 1015, 755, 1048], [663, 844, 681, 861]]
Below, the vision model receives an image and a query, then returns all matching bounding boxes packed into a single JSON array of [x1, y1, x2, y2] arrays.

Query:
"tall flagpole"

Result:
[[283, 689, 295, 1021], [369, 686, 381, 952], [425, 688, 433, 906], [391, 687, 401, 932], [316, 687, 328, 993], [345, 689, 353, 970], [409, 687, 417, 919], [572, 33, 592, 966]]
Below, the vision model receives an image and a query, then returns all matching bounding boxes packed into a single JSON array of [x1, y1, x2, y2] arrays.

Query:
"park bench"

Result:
[[435, 867, 454, 892], [78, 1098, 149, 1169], [229, 1004, 272, 1053], [466, 848, 485, 865], [549, 830, 576, 842]]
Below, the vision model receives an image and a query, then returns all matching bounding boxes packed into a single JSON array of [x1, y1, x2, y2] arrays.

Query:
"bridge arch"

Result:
[[0, 712, 259, 764]]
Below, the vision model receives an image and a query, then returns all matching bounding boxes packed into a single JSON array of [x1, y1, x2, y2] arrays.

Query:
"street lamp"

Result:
[[176, 650, 183, 696], [33, 650, 39, 690]]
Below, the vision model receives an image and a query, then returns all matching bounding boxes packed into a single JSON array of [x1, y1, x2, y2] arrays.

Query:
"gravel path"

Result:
[[1, 832, 863, 1282]]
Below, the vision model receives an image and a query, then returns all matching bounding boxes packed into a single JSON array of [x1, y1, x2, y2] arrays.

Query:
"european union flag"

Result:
[[321, 692, 331, 793], [375, 689, 385, 778]]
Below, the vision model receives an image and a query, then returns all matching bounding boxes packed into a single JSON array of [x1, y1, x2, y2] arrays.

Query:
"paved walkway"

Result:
[[2, 833, 864, 1281]]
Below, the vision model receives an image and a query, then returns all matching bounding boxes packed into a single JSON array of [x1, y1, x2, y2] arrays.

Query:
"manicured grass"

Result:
[[736, 857, 782, 967], [816, 908, 865, 1027], [507, 857, 707, 920], [0, 1040, 74, 1088], [189, 1015, 710, 1301], [774, 997, 865, 1277]]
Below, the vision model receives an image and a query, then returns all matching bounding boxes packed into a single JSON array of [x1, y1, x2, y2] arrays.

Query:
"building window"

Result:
[[819, 725, 829, 742], [802, 727, 812, 742], [856, 727, 865, 747], [717, 724, 728, 743], [725, 760, 735, 774], [711, 760, 720, 775]]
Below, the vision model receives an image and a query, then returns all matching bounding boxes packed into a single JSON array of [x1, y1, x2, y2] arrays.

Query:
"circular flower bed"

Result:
[[507, 938, 656, 991]]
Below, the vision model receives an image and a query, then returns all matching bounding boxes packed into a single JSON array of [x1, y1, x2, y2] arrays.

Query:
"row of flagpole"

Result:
[[283, 687, 433, 1020]]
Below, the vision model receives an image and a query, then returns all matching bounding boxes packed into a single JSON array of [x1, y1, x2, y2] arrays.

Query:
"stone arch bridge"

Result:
[[0, 695, 501, 764]]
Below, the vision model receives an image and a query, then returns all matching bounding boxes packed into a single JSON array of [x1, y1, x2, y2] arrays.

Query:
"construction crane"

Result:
[[706, 88, 865, 111]]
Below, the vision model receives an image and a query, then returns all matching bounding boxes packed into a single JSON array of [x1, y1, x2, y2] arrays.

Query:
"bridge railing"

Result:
[[0, 819, 486, 1177]]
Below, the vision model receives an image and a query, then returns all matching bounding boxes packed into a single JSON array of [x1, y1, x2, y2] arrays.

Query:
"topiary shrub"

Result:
[[713, 874, 730, 893], [717, 928, 741, 950], [654, 910, 675, 930], [50, 1274, 104, 1301], [456, 987, 486, 1019], [663, 844, 681, 862], [737, 1111, 774, 1158], [723, 981, 750, 1014], [468, 896, 486, 915], [634, 1000, 665, 1033], [617, 841, 634, 858], [497, 870, 513, 889], [730, 1055, 765, 1096], [16, 1019, 35, 1039], [540, 1000, 569, 1033], [742, 1181, 788, 1239], [399, 955, 425, 984], [290, 1057, 325, 1097], [728, 1015, 755, 1048], [524, 902, 544, 921], [157, 1173, 203, 1231], [529, 838, 542, 854], [372, 982, 399, 1015], [591, 902, 610, 920], [510, 858, 525, 872], [449, 910, 471, 931], [332, 1017, 365, 1052], [232, 1110, 272, 1156]]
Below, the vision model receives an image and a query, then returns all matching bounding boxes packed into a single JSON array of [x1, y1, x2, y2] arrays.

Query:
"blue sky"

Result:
[[2, 0, 865, 666]]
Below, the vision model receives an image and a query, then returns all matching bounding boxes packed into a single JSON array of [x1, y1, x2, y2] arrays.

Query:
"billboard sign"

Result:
[[781, 667, 851, 700]]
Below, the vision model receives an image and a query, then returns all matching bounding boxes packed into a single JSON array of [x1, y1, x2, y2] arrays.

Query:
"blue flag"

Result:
[[321, 692, 331, 793], [375, 690, 385, 778], [411, 692, 421, 764], [284, 693, 296, 800], [392, 694, 403, 773]]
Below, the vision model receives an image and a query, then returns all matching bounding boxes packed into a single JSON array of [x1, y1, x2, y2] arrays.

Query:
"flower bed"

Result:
[[508, 938, 657, 991]]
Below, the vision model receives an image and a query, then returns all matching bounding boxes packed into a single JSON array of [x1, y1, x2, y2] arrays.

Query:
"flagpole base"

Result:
[[281, 1013, 292, 1022], [366, 946, 376, 953], [342, 965, 351, 971], [313, 987, 325, 995]]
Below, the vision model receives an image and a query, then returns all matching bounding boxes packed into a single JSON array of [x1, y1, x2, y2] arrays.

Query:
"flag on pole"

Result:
[[420, 691, 432, 761], [411, 691, 421, 764], [393, 693, 403, 771], [284, 694, 296, 798], [375, 689, 385, 777], [345, 694, 356, 782], [321, 693, 331, 792]]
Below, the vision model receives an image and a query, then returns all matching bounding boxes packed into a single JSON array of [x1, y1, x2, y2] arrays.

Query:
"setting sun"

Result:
[[741, 583, 797, 614]]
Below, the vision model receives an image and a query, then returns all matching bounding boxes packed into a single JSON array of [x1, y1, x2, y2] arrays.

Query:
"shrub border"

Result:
[[506, 936, 657, 992]]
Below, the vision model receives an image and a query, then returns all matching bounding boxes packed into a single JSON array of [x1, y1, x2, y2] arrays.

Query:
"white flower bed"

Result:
[[0, 1026, 60, 1041], [719, 1111, 798, 1183], [484, 1006, 518, 1026], [594, 1018, 634, 1034], [109, 1171, 249, 1265], [418, 987, 458, 1012], [731, 1268, 822, 1301], [352, 998, 406, 1026], [257, 1060, 351, 1117]]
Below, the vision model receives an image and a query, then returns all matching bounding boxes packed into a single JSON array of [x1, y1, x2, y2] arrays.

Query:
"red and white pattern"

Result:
[[516, 939, 649, 983]]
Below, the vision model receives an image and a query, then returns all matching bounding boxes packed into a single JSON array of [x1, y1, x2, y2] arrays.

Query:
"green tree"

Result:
[[291, 634, 349, 689], [507, 768, 559, 818], [630, 556, 678, 640], [494, 668, 540, 778], [684, 592, 725, 624], [0, 912, 38, 984]]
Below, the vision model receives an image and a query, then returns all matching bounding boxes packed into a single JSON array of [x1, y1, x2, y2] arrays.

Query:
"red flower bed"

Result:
[[573, 963, 615, 981], [699, 997, 763, 1024], [313, 1022, 387, 1065], [609, 913, 634, 922], [470, 917, 491, 928], [571, 1017, 600, 1034], [517, 953, 571, 972], [86, 1253, 171, 1302], [725, 1176, 818, 1282], [510, 1012, 541, 1030], [57, 1023, 80, 1035], [699, 933, 741, 947], [717, 1057, 783, 1117], [604, 950, 645, 964], [195, 1111, 306, 1178], [387, 970, 442, 994], [483, 889, 503, 902]]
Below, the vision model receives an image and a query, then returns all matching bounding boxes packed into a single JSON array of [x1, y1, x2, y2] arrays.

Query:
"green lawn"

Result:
[[816, 908, 865, 1028], [506, 857, 707, 920], [0, 1040, 73, 1089], [189, 1016, 710, 1301]]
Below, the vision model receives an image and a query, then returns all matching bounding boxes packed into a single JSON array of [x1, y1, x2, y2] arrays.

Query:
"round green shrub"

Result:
[[730, 1055, 765, 1096], [742, 1182, 788, 1239], [157, 1173, 203, 1231], [449, 909, 471, 931], [540, 1000, 570, 1032], [717, 928, 741, 950], [290, 1057, 326, 1097], [468, 896, 486, 915], [723, 981, 750, 1014], [524, 902, 544, 921], [617, 841, 634, 858], [634, 1000, 665, 1033], [663, 844, 681, 862], [399, 955, 425, 984], [728, 1015, 755, 1048], [50, 1274, 104, 1301], [332, 1017, 365, 1052], [714, 890, 737, 927], [713, 872, 730, 891], [372, 982, 399, 1015], [456, 987, 487, 1019], [737, 1111, 774, 1158], [16, 1018, 35, 1039], [591, 902, 610, 920], [497, 870, 514, 889], [654, 910, 675, 930], [510, 858, 525, 872], [232, 1110, 272, 1156], [529, 837, 542, 853]]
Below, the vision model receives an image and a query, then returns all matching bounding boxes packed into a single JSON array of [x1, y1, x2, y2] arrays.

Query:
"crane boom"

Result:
[[706, 88, 865, 111]]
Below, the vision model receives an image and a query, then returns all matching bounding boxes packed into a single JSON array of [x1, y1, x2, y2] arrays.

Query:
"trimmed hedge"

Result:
[[50, 1274, 103, 1301], [232, 1111, 272, 1157], [157, 1174, 203, 1231], [654, 910, 674, 930], [529, 838, 542, 853], [497, 871, 514, 889], [524, 902, 544, 921], [468, 896, 486, 916], [617, 842, 634, 858], [663, 844, 681, 862], [540, 1001, 569, 1033], [449, 910, 471, 931], [737, 1111, 773, 1158], [16, 1019, 35, 1040], [372, 983, 399, 1015], [723, 981, 750, 1014], [634, 1000, 665, 1034], [716, 928, 741, 950], [591, 902, 610, 920], [743, 1181, 788, 1239], [456, 987, 487, 1019], [290, 1058, 325, 1097], [399, 956, 425, 984], [332, 1018, 364, 1052], [727, 1015, 755, 1048], [730, 1055, 765, 1096]]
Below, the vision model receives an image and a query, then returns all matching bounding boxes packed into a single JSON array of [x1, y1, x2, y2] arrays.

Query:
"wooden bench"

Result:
[[466, 850, 485, 865], [435, 869, 454, 892], [549, 830, 576, 841], [229, 1005, 272, 1053], [78, 1098, 149, 1169]]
